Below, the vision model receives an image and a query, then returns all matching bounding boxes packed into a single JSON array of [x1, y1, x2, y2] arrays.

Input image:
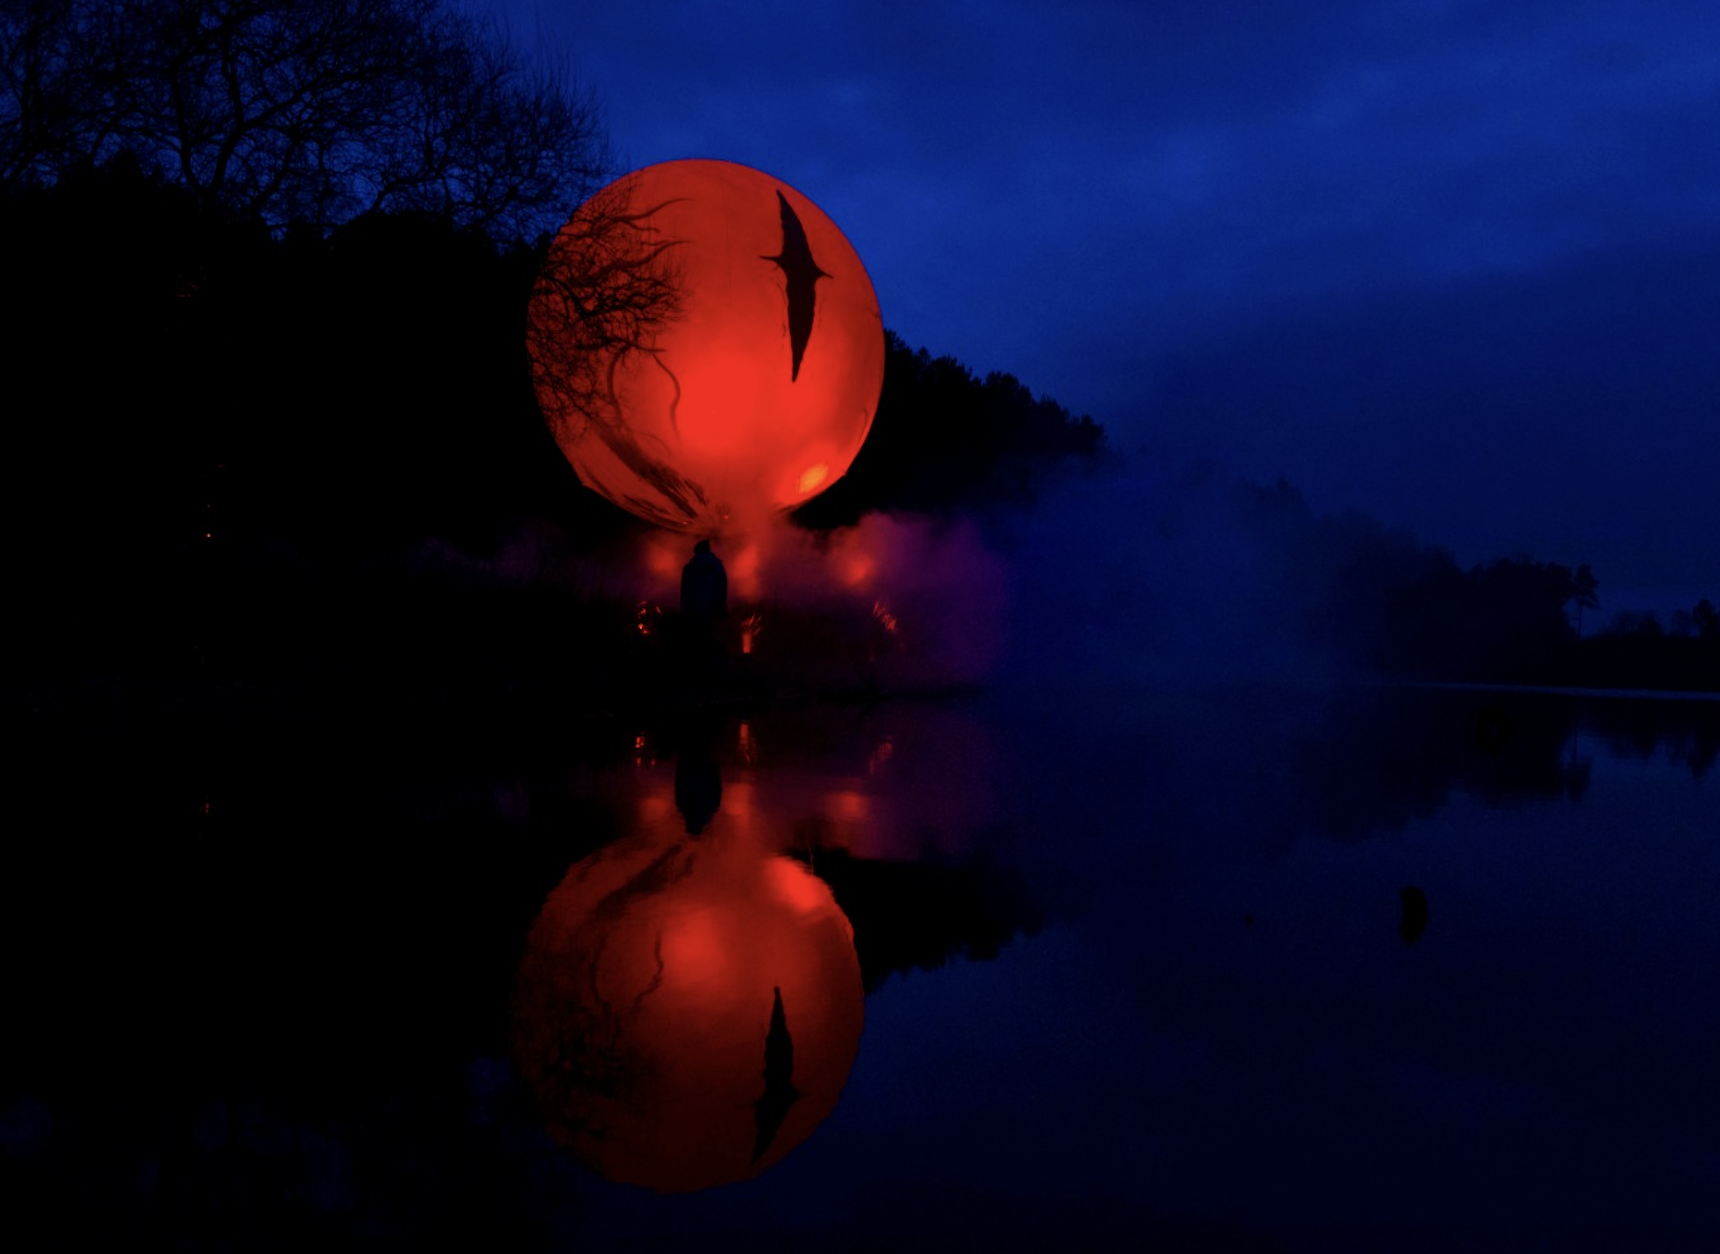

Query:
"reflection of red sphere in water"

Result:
[[511, 832, 865, 1192], [528, 159, 885, 531]]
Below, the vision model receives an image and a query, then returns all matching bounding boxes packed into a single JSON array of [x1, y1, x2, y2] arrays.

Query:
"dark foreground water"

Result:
[[4, 680, 1717, 1251]]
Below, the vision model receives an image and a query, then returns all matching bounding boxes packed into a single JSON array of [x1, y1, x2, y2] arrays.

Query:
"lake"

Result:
[[4, 680, 1717, 1250]]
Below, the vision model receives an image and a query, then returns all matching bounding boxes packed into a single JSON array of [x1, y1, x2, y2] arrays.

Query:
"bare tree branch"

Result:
[[527, 176, 710, 526], [1, 0, 608, 238]]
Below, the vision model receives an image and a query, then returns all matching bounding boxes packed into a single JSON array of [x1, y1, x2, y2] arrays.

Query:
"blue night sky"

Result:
[[489, 0, 1720, 616]]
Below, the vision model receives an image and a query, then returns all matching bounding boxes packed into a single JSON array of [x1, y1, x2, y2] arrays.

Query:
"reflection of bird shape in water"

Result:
[[752, 985, 802, 1161], [762, 191, 830, 381]]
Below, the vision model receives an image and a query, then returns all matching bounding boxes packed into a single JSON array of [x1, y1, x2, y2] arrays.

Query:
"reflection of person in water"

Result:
[[680, 538, 728, 673], [674, 723, 722, 835]]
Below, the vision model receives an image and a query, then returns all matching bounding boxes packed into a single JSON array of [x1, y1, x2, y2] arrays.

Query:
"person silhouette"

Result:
[[679, 538, 728, 675], [681, 538, 727, 623]]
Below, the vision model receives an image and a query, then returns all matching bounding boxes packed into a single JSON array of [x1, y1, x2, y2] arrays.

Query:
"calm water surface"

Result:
[[4, 682, 1717, 1250]]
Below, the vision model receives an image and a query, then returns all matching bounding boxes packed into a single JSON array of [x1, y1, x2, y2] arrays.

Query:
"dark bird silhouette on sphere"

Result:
[[752, 986, 801, 1162], [762, 191, 829, 381]]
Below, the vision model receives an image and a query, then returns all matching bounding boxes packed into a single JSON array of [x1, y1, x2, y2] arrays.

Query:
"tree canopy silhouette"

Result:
[[793, 331, 1107, 525], [1, 0, 606, 238]]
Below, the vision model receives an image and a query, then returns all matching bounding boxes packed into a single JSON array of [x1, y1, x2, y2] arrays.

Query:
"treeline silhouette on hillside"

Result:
[[1, 0, 603, 239], [1226, 478, 1720, 692], [2, 157, 1106, 702], [793, 333, 1106, 526], [7, 158, 1714, 701]]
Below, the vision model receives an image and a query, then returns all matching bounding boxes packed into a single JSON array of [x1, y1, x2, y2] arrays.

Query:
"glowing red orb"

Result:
[[528, 159, 885, 531], [510, 831, 865, 1192]]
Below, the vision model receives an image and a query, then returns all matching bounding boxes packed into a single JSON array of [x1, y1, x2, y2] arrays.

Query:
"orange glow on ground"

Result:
[[601, 498, 1006, 690], [739, 610, 763, 654]]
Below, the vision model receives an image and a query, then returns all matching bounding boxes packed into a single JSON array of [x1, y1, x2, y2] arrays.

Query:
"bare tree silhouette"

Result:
[[1, 0, 606, 238], [0, 1, 113, 188], [1695, 598, 1720, 641], [526, 173, 711, 528]]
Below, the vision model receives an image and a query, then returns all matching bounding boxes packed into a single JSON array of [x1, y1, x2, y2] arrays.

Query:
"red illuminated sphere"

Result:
[[510, 833, 865, 1193], [528, 159, 885, 531]]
